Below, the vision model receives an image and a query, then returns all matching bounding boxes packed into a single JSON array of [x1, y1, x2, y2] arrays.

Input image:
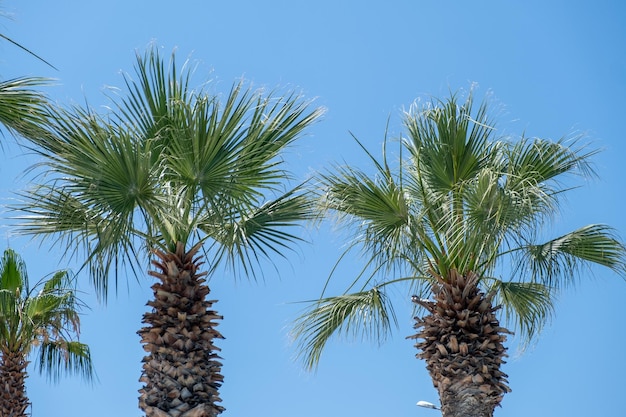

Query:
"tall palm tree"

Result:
[[292, 91, 626, 417], [15, 48, 323, 417], [0, 248, 93, 417]]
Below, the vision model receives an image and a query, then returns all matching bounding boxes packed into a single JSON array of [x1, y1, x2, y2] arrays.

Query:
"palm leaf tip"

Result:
[[38, 340, 95, 383], [0, 34, 58, 69], [292, 288, 397, 370], [523, 224, 626, 288]]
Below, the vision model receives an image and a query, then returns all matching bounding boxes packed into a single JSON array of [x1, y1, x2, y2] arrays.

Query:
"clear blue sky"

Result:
[[2, 1, 625, 416]]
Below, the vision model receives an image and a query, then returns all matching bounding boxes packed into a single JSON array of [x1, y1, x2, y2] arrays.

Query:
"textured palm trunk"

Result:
[[409, 270, 511, 417], [0, 350, 29, 417], [138, 242, 225, 417]]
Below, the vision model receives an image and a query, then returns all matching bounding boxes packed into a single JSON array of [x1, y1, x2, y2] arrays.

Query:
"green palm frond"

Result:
[[517, 224, 626, 288], [229, 90, 322, 196], [403, 90, 495, 193], [495, 137, 597, 236], [0, 77, 52, 140], [0, 249, 28, 293], [37, 340, 93, 383], [0, 290, 19, 347], [163, 87, 247, 202], [29, 106, 164, 219], [24, 293, 66, 321], [14, 184, 143, 299], [489, 280, 554, 344], [205, 186, 315, 278], [114, 48, 192, 143], [292, 288, 397, 370], [321, 166, 408, 229], [505, 136, 597, 189], [319, 155, 415, 276], [240, 90, 321, 174]]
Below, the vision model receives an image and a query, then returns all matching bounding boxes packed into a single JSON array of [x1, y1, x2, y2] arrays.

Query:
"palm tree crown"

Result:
[[0, 248, 93, 417], [293, 90, 625, 416], [17, 48, 323, 293]]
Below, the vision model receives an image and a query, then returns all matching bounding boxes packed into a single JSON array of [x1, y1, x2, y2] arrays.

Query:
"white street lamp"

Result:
[[416, 400, 440, 410]]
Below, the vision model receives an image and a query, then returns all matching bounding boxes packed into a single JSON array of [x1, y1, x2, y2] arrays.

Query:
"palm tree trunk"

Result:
[[138, 242, 225, 417], [409, 271, 511, 417], [0, 350, 30, 417]]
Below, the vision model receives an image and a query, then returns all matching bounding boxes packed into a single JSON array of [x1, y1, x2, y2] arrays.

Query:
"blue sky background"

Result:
[[1, 1, 625, 416]]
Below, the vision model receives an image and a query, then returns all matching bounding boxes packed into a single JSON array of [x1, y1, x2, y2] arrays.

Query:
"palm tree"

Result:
[[0, 248, 93, 417], [15, 48, 323, 417], [292, 91, 626, 417]]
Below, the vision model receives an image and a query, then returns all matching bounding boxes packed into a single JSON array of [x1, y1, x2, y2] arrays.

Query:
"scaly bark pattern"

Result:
[[409, 271, 511, 417], [138, 242, 225, 417], [0, 350, 29, 417]]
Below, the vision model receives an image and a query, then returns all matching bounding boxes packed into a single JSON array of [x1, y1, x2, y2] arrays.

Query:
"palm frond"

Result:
[[319, 159, 413, 275], [41, 270, 73, 293], [205, 186, 314, 279], [164, 85, 247, 202], [37, 340, 94, 383], [292, 288, 397, 370], [403, 90, 496, 193], [113, 48, 192, 144], [519, 224, 626, 288], [13, 184, 143, 300], [321, 165, 408, 229], [489, 280, 555, 345], [0, 77, 53, 141], [505, 136, 597, 188], [0, 248, 28, 294], [0, 290, 19, 346], [496, 137, 598, 233]]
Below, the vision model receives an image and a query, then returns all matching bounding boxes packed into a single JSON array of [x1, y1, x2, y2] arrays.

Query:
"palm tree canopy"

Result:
[[14, 47, 324, 299], [0, 249, 93, 382], [293, 90, 626, 369]]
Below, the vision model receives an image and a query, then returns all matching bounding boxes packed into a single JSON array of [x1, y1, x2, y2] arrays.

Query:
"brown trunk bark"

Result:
[[138, 242, 225, 417], [409, 270, 511, 417], [440, 388, 497, 417], [0, 350, 30, 417]]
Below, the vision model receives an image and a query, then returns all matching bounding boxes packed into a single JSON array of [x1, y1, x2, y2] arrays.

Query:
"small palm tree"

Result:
[[292, 91, 626, 417], [15, 48, 323, 417], [0, 248, 93, 417]]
